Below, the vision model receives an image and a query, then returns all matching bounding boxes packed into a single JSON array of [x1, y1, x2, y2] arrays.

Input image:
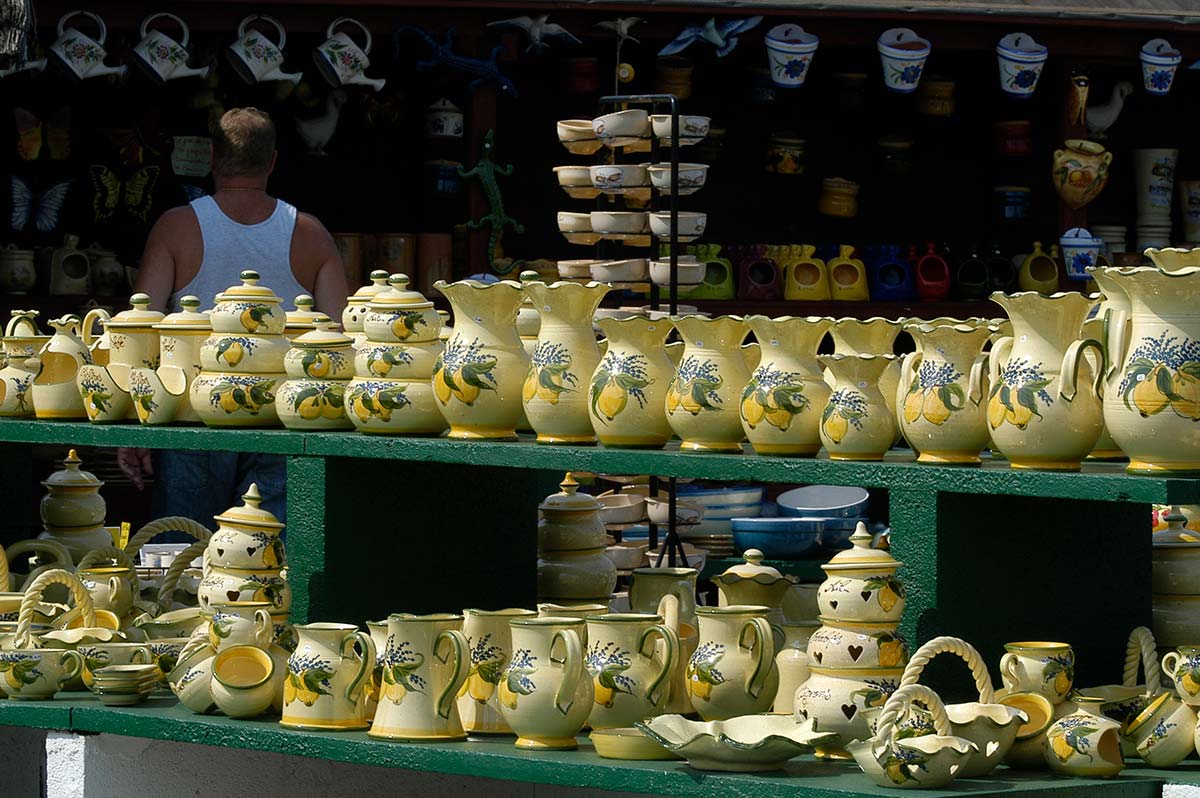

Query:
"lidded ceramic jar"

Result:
[[38, 449, 112, 562], [199, 484, 291, 614], [209, 270, 286, 335], [537, 474, 617, 604], [78, 293, 165, 422], [816, 523, 905, 622], [284, 295, 324, 339], [130, 296, 211, 425], [343, 270, 391, 346], [711, 549, 796, 637], [346, 275, 447, 435], [277, 320, 354, 431]]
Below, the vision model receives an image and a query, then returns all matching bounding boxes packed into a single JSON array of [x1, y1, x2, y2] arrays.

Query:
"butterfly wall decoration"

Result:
[[10, 176, 72, 233], [89, 164, 159, 223], [15, 107, 71, 161]]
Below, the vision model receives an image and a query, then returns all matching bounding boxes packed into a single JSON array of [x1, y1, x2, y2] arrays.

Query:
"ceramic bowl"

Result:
[[731, 517, 823, 559], [999, 691, 1055, 768], [557, 260, 597, 280], [644, 497, 703, 526], [592, 110, 650, 148], [591, 727, 682, 760], [190, 373, 282, 427], [557, 119, 603, 155], [679, 485, 764, 508], [649, 115, 711, 143], [597, 493, 646, 525], [777, 485, 870, 518], [605, 542, 649, 571], [200, 333, 288, 373], [637, 714, 837, 771], [589, 211, 648, 236], [353, 340, 442, 381], [649, 259, 705, 286], [553, 165, 593, 187], [211, 645, 276, 719], [589, 164, 649, 190], [592, 260, 649, 283], [556, 212, 593, 234], [647, 163, 708, 195], [850, 733, 976, 789], [649, 211, 707, 242]]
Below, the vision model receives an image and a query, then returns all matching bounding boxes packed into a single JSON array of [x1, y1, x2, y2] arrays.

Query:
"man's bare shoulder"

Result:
[[151, 206, 200, 237], [293, 212, 335, 245]]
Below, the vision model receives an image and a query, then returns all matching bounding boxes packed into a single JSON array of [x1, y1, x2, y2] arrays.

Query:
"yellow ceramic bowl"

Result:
[[200, 333, 288, 374], [210, 645, 276, 719], [590, 727, 681, 760]]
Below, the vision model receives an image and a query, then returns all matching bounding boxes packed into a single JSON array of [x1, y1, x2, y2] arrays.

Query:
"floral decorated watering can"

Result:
[[133, 12, 210, 83], [313, 17, 385, 91], [227, 15, 301, 85], [50, 11, 127, 80]]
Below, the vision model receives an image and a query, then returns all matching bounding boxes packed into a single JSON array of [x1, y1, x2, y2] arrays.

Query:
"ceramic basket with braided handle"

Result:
[[12, 568, 95, 649]]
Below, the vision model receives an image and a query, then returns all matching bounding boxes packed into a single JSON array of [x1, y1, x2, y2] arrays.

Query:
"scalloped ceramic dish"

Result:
[[590, 727, 682, 760], [636, 714, 837, 771]]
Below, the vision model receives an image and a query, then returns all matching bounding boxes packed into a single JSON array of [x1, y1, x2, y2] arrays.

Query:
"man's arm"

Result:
[[294, 212, 348, 321], [133, 208, 191, 312]]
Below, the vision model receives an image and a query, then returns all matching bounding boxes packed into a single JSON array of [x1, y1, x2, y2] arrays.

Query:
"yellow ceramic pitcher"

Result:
[[741, 315, 833, 456], [368, 613, 469, 741], [665, 315, 750, 452], [590, 317, 675, 449], [898, 323, 992, 464], [282, 622, 375, 731]]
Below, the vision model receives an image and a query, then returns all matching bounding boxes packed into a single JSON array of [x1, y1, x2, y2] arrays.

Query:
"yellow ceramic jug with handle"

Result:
[[282, 622, 376, 731], [368, 613, 469, 741]]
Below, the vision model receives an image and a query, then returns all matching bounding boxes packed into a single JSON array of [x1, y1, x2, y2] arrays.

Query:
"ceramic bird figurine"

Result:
[[487, 15, 580, 52], [1067, 72, 1090, 127], [597, 17, 643, 45], [1086, 81, 1134, 137], [295, 89, 347, 155], [658, 16, 762, 58]]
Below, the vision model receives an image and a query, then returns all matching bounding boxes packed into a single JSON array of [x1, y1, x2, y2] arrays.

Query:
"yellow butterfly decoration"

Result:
[[89, 165, 159, 223]]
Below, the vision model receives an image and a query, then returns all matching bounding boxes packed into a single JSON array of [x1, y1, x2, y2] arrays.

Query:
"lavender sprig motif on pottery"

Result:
[[904, 361, 965, 427], [742, 363, 809, 431], [0, 652, 42, 687], [285, 652, 335, 706], [78, 375, 113, 418], [685, 641, 726, 701], [379, 636, 426, 705], [987, 358, 1052, 430], [524, 341, 577, 406], [463, 634, 505, 703], [499, 648, 537, 709], [822, 388, 868, 443], [434, 337, 497, 406], [586, 641, 635, 707], [591, 351, 652, 422], [668, 356, 723, 415]]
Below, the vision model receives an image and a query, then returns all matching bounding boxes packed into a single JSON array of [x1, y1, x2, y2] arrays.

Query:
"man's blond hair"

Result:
[[212, 108, 276, 178]]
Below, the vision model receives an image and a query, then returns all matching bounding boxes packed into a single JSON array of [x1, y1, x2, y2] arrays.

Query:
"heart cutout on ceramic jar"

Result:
[[246, 547, 256, 557], [841, 704, 857, 720], [226, 591, 241, 601], [860, 591, 872, 602], [813, 651, 823, 663], [216, 548, 225, 557], [829, 600, 839, 610], [847, 645, 863, 661]]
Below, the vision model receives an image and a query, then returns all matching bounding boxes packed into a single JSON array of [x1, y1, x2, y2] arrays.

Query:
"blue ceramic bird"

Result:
[[658, 16, 763, 58], [395, 26, 517, 95]]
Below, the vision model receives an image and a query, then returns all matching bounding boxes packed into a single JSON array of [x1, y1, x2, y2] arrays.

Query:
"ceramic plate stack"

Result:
[[89, 664, 159, 706]]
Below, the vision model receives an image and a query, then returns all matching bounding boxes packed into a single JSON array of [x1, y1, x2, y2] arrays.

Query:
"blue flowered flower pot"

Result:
[[1059, 227, 1102, 281], [1140, 38, 1182, 96], [996, 33, 1048, 99], [877, 28, 930, 94], [765, 24, 819, 89]]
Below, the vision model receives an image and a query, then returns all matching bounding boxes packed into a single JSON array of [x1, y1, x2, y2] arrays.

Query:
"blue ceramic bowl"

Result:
[[777, 486, 870, 519], [731, 517, 824, 558], [819, 517, 869, 549]]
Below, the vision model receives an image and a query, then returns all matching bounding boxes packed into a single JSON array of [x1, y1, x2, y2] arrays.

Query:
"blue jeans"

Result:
[[150, 450, 287, 541]]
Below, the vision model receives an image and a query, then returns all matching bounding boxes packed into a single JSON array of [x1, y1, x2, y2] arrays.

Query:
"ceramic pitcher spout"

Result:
[[436, 279, 525, 330], [523, 280, 610, 325]]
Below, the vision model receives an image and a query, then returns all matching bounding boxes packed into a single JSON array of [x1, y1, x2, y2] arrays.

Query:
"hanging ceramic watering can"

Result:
[[226, 15, 302, 84], [313, 17, 385, 91], [50, 11, 127, 80], [133, 12, 211, 83]]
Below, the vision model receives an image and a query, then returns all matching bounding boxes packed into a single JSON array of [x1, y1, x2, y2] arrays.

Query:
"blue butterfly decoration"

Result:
[[11, 176, 72, 233], [658, 17, 763, 58]]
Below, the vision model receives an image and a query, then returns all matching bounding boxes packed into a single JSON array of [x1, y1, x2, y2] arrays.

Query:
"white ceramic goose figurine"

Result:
[[295, 89, 348, 155], [1086, 81, 1133, 137]]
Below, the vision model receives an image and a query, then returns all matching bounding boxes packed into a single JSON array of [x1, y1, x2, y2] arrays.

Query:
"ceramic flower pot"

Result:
[[741, 315, 833, 456], [589, 317, 675, 449], [1000, 641, 1075, 704], [795, 665, 903, 756], [765, 24, 818, 89], [211, 645, 277, 718], [818, 354, 897, 460], [434, 279, 529, 440], [208, 271, 285, 335], [499, 616, 592, 749], [282, 622, 375, 731], [996, 33, 1047, 98], [1059, 228, 1102, 282], [665, 315, 751, 452], [457, 608, 537, 734], [1140, 38, 1182, 96], [522, 280, 608, 444], [1043, 696, 1124, 777], [1053, 140, 1112, 210], [898, 323, 991, 464], [877, 28, 929, 93], [368, 613, 469, 741], [686, 605, 777, 721], [585, 613, 678, 730], [987, 292, 1104, 470]]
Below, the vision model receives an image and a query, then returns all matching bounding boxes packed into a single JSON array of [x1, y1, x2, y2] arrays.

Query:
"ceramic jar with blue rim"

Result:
[[1058, 228, 1102, 281], [877, 28, 930, 93], [996, 33, 1048, 98], [764, 24, 819, 89], [1140, 38, 1182, 95]]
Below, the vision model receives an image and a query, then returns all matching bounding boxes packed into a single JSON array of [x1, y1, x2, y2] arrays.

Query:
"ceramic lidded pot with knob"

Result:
[[816, 522, 905, 623], [38, 449, 112, 561], [283, 295, 325, 339], [537, 473, 617, 605], [342, 270, 391, 347], [77, 293, 164, 422], [277, 319, 354, 431], [207, 484, 286, 571], [711, 549, 797, 638], [129, 296, 210, 425], [208, 269, 286, 335]]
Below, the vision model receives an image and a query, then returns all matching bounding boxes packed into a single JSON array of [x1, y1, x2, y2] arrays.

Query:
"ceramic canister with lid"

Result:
[[537, 474, 617, 604], [130, 296, 211, 424], [0, 310, 49, 417], [343, 270, 392, 347], [346, 274, 446, 435], [77, 293, 164, 422], [816, 522, 905, 622], [711, 549, 796, 641], [38, 449, 112, 562], [284, 295, 326, 339], [277, 319, 354, 431], [199, 483, 290, 610]]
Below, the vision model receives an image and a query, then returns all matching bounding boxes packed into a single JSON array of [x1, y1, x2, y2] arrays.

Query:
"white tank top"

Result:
[[169, 196, 308, 311]]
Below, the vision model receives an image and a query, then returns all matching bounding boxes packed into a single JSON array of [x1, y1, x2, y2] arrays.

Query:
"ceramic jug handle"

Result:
[[896, 351, 919, 414], [329, 17, 371, 54], [988, 336, 1013, 391], [639, 623, 679, 708], [342, 630, 376, 705], [132, 645, 150, 665], [434, 629, 468, 720], [739, 617, 774, 701], [253, 609, 273, 649], [1060, 338, 1105, 402], [59, 650, 84, 689], [141, 12, 188, 47], [999, 652, 1020, 689], [1102, 307, 1129, 382], [968, 352, 988, 406], [551, 628, 583, 716], [81, 308, 110, 349], [1162, 651, 1181, 680]]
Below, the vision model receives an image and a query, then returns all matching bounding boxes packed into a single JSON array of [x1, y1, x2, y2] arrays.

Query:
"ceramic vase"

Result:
[[818, 354, 898, 461], [898, 323, 992, 464], [368, 614, 469, 741], [1043, 697, 1124, 777], [1053, 140, 1111, 210], [281, 622, 375, 730], [434, 279, 529, 440], [772, 621, 816, 713], [665, 316, 751, 452], [585, 613, 679, 730], [1101, 266, 1200, 473], [522, 281, 608, 444], [457, 608, 537, 734], [741, 316, 833, 456], [589, 317, 675, 449], [686, 605, 777, 721], [499, 616, 593, 750], [764, 24, 818, 89], [1134, 148, 1178, 225], [828, 317, 902, 432]]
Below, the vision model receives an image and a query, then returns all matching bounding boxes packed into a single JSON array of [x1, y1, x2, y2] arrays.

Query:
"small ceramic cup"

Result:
[[77, 642, 151, 688], [1122, 690, 1197, 767], [1000, 642, 1074, 704], [1140, 38, 1182, 96], [877, 28, 930, 94], [211, 645, 277, 718], [1161, 646, 1200, 706], [76, 566, 134, 617], [0, 648, 84, 699], [207, 601, 274, 651]]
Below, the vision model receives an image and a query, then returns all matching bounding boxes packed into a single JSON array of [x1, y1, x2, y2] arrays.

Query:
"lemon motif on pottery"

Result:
[[590, 351, 653, 424], [499, 648, 537, 710], [239, 305, 271, 333], [389, 311, 426, 341], [586, 641, 634, 709], [821, 388, 867, 443], [668, 355, 723, 417], [877, 635, 905, 668], [685, 641, 725, 702], [284, 652, 334, 708], [433, 337, 497, 407], [460, 634, 504, 703], [988, 358, 1051, 430], [378, 637, 426, 706], [524, 341, 577, 406], [741, 364, 809, 432]]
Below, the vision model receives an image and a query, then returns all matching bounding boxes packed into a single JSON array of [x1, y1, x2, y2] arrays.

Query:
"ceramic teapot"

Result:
[[30, 314, 106, 420], [129, 296, 210, 424], [0, 311, 48, 417], [77, 293, 164, 422]]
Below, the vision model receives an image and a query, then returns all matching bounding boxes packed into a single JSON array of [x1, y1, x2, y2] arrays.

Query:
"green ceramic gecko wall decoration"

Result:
[[459, 129, 524, 275]]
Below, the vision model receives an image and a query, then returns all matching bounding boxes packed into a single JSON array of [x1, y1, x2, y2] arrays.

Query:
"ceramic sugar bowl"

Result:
[[277, 321, 354, 431], [342, 270, 391, 346], [816, 523, 905, 623], [209, 270, 286, 335], [364, 274, 442, 345], [711, 550, 797, 636]]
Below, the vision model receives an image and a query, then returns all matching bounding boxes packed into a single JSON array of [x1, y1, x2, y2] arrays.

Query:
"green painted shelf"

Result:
[[0, 695, 1174, 798]]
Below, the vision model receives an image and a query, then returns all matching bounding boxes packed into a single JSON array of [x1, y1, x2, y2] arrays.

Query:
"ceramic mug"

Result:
[[77, 642, 151, 688], [211, 645, 277, 718], [313, 17, 385, 91], [50, 11, 127, 80], [134, 13, 210, 83], [76, 567, 134, 618], [226, 15, 301, 85], [1162, 646, 1200, 706], [167, 639, 217, 714], [0, 648, 84, 699], [207, 600, 273, 651], [1000, 642, 1074, 703]]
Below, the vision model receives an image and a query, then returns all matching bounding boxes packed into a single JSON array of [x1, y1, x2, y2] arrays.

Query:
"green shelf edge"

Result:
[[0, 696, 1173, 798], [0, 420, 1196, 503]]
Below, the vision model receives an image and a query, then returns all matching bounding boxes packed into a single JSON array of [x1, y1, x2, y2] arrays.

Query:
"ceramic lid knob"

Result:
[[369, 270, 389, 285], [295, 295, 315, 310], [179, 296, 200, 310], [539, 472, 602, 512], [130, 293, 151, 309], [42, 448, 105, 489], [821, 521, 904, 571], [519, 270, 539, 283], [241, 270, 261, 284], [213, 482, 286, 530]]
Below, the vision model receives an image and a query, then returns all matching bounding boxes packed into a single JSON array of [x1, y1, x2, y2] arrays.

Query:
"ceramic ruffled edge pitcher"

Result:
[[741, 315, 833, 456], [818, 354, 898, 460], [665, 315, 751, 452], [590, 316, 675, 449]]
